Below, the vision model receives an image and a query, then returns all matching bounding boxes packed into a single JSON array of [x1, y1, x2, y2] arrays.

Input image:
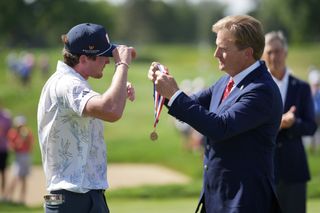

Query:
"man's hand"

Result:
[[280, 106, 296, 129], [148, 62, 179, 99], [126, 82, 135, 101], [112, 45, 136, 66]]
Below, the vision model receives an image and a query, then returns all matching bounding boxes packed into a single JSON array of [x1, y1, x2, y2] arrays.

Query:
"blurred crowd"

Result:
[[0, 50, 45, 205], [6, 51, 50, 86], [0, 102, 33, 205], [173, 77, 206, 154], [304, 67, 320, 153]]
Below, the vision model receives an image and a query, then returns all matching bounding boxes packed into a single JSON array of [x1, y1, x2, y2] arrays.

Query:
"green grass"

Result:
[[307, 198, 320, 213], [0, 43, 320, 212], [108, 197, 198, 213], [307, 150, 320, 198]]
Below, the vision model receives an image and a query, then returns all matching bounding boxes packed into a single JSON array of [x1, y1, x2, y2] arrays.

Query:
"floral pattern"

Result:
[[37, 61, 108, 193]]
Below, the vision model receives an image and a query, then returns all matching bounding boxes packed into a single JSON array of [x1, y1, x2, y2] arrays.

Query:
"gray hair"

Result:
[[265, 31, 288, 52]]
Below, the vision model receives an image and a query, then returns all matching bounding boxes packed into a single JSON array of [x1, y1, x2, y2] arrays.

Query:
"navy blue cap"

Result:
[[64, 23, 116, 57]]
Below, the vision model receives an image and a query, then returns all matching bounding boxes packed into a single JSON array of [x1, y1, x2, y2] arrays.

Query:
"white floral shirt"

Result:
[[37, 61, 108, 193]]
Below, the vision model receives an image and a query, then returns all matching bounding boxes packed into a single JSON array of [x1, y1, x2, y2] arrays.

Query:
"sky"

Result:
[[106, 0, 256, 15], [214, 0, 256, 15]]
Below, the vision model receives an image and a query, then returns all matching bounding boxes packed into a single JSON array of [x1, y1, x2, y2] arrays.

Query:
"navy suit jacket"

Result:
[[168, 62, 283, 213], [275, 75, 317, 183]]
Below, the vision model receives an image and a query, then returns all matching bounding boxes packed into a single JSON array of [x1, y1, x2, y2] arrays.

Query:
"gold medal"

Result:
[[150, 131, 158, 141], [150, 64, 168, 142]]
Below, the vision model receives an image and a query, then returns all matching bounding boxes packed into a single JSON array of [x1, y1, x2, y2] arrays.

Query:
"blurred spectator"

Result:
[[20, 52, 35, 85], [174, 77, 205, 153], [6, 51, 35, 86], [0, 102, 12, 200], [308, 67, 320, 153], [38, 53, 50, 78], [5, 116, 33, 204], [6, 51, 21, 82]]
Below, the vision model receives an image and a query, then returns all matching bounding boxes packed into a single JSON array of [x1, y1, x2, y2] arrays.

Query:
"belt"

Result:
[[44, 194, 65, 205], [44, 189, 105, 205]]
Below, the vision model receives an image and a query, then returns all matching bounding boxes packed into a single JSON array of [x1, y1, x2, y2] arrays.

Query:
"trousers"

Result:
[[45, 189, 109, 213]]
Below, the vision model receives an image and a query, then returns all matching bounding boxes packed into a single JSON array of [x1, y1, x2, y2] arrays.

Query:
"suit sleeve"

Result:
[[168, 83, 278, 142], [190, 87, 212, 110], [286, 83, 317, 136]]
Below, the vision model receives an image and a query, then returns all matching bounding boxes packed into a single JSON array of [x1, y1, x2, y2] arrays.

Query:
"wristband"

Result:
[[115, 61, 129, 69]]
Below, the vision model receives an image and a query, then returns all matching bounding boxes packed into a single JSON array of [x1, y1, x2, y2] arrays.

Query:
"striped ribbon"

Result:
[[153, 64, 168, 129]]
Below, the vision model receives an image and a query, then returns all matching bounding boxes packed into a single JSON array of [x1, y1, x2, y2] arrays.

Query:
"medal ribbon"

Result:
[[153, 64, 168, 129]]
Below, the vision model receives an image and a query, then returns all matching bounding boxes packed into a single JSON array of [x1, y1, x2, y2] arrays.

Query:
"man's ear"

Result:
[[244, 47, 254, 58], [79, 55, 87, 64]]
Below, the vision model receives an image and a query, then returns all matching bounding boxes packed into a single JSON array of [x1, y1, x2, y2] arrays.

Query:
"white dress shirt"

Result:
[[271, 68, 290, 106]]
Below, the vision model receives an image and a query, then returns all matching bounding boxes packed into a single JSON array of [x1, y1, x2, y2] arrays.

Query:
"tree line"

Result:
[[0, 0, 319, 48]]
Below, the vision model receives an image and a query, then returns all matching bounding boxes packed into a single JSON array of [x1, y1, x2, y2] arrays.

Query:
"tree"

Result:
[[113, 0, 224, 44], [256, 0, 320, 42], [0, 0, 116, 47]]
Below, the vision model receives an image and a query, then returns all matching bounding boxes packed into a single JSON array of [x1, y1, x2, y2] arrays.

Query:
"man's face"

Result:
[[86, 56, 110, 79], [214, 30, 248, 76], [262, 39, 287, 74]]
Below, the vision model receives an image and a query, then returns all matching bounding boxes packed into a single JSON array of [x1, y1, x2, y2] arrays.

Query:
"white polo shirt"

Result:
[[37, 61, 108, 193]]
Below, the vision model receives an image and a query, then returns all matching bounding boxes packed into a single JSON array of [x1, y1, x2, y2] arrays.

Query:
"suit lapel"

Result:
[[284, 75, 297, 112], [210, 76, 229, 113], [215, 64, 266, 113]]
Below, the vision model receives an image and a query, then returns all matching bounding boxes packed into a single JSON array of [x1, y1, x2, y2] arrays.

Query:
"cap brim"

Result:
[[98, 44, 117, 57]]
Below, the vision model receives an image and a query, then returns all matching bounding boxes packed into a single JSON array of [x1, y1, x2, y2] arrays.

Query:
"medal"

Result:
[[150, 64, 169, 141], [150, 130, 158, 141]]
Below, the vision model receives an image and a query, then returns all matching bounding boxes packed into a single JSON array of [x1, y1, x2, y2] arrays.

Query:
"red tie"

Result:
[[222, 78, 234, 101]]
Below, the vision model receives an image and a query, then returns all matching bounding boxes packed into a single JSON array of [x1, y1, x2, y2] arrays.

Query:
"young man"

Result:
[[263, 31, 317, 213], [37, 23, 135, 213], [148, 15, 283, 213]]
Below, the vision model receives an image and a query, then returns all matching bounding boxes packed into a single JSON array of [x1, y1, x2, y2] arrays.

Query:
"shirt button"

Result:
[[206, 145, 210, 150], [204, 165, 208, 170]]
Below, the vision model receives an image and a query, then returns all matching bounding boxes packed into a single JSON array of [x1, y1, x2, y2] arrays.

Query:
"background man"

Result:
[[5, 116, 33, 204], [263, 31, 317, 213]]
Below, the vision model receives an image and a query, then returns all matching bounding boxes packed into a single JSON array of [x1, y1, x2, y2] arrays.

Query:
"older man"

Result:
[[263, 31, 317, 213]]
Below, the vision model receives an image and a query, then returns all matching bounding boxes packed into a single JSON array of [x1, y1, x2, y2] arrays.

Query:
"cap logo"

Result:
[[83, 49, 100, 54], [83, 44, 99, 54]]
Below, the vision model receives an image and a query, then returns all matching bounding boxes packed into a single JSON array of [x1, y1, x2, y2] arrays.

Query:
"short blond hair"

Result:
[[212, 15, 265, 60]]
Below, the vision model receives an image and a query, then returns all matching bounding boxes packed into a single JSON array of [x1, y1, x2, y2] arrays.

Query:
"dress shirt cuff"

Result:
[[168, 90, 183, 107]]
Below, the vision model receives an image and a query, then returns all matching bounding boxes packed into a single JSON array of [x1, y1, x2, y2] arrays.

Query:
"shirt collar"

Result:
[[271, 68, 290, 85], [232, 60, 261, 86], [57, 60, 86, 81]]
